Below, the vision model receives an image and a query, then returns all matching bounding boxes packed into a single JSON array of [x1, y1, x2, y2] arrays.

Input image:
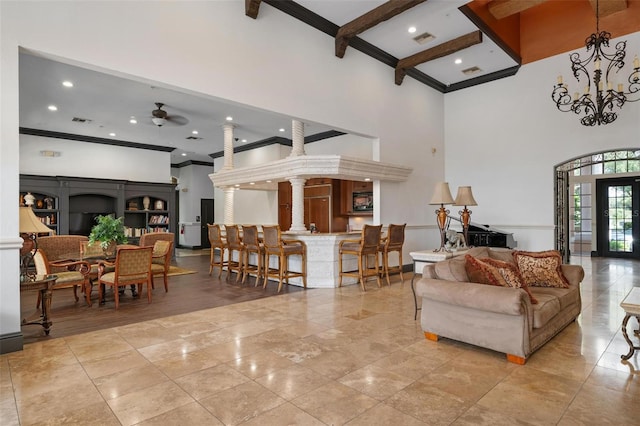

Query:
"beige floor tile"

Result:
[[151, 345, 228, 379], [299, 347, 364, 380], [269, 337, 326, 363], [12, 362, 92, 401], [93, 364, 169, 400], [558, 381, 640, 425], [174, 363, 250, 400], [339, 364, 414, 400], [452, 405, 537, 426], [137, 338, 201, 363], [227, 349, 295, 379], [64, 330, 136, 362], [199, 380, 285, 425], [240, 402, 325, 426], [81, 348, 151, 379], [29, 401, 121, 426], [136, 401, 223, 425], [255, 364, 330, 400], [344, 403, 427, 426], [372, 349, 446, 381], [107, 380, 194, 426], [0, 396, 19, 426], [291, 381, 378, 425], [583, 364, 640, 396]]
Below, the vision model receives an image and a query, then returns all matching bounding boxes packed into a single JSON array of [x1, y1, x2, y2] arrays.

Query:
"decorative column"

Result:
[[222, 124, 235, 170], [223, 186, 235, 225], [288, 119, 306, 157], [288, 177, 307, 232]]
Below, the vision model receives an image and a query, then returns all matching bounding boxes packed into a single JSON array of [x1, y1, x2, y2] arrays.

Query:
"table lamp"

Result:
[[453, 186, 478, 248], [19, 206, 53, 281], [429, 182, 454, 252]]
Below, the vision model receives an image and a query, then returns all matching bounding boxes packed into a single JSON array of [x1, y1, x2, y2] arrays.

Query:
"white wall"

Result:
[[444, 31, 640, 251], [174, 164, 215, 223]]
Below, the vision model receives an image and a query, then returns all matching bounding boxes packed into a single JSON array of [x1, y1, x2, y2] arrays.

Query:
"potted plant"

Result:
[[88, 214, 128, 257]]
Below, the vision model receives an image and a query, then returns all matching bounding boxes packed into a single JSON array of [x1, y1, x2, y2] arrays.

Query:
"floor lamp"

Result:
[[453, 186, 477, 248], [429, 182, 454, 252], [20, 206, 52, 281]]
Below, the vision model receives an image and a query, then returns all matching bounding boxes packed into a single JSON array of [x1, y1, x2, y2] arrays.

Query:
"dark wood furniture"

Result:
[[241, 225, 264, 285], [20, 274, 57, 335], [207, 224, 228, 278], [379, 223, 406, 286], [224, 225, 244, 282], [262, 225, 307, 293]]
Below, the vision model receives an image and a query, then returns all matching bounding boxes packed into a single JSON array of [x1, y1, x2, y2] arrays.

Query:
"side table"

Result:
[[409, 249, 467, 320], [20, 274, 57, 335], [620, 287, 640, 360]]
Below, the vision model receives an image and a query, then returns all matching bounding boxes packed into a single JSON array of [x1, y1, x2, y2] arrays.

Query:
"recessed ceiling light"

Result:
[[226, 116, 233, 121], [408, 26, 417, 34], [192, 130, 198, 135], [48, 105, 58, 111], [181, 153, 187, 156], [249, 182, 255, 185], [241, 139, 247, 143], [279, 128, 285, 132], [129, 117, 137, 124], [454, 58, 462, 65], [109, 132, 116, 137], [266, 180, 272, 183], [364, 178, 371, 181], [234, 184, 240, 187], [62, 81, 73, 88]]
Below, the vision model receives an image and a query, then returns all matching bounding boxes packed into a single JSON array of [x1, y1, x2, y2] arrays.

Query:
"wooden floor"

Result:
[[19, 249, 304, 345]]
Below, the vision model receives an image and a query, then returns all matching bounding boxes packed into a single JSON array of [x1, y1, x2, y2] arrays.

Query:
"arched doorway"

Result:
[[555, 149, 640, 262]]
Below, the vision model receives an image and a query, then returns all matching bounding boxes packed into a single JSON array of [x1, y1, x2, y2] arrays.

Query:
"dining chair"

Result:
[[379, 223, 406, 285], [151, 240, 173, 292], [224, 224, 244, 282], [208, 224, 228, 278], [97, 246, 153, 309], [262, 225, 306, 293], [338, 224, 383, 291], [32, 249, 91, 306], [241, 225, 264, 285], [79, 240, 115, 303]]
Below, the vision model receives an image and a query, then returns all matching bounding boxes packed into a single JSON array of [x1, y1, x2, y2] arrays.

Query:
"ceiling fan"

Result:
[[151, 102, 189, 127]]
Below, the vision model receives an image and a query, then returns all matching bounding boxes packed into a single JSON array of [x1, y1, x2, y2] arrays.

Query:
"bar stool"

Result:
[[379, 223, 406, 285], [224, 224, 244, 282], [262, 225, 307, 292], [339, 224, 383, 291], [241, 225, 264, 285], [207, 224, 228, 278]]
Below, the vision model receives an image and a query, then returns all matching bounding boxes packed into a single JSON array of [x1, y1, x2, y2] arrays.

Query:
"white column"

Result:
[[222, 124, 235, 170], [288, 119, 306, 157], [223, 186, 235, 225], [289, 177, 307, 232]]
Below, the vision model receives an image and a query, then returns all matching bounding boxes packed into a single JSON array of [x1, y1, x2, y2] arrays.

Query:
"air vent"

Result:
[[413, 32, 435, 45], [462, 66, 482, 76], [71, 117, 92, 123], [185, 136, 202, 140]]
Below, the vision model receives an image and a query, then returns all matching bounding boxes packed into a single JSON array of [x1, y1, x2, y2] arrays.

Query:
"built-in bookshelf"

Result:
[[19, 191, 59, 234]]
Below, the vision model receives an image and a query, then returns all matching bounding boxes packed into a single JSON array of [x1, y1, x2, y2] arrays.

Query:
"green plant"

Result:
[[88, 215, 128, 249]]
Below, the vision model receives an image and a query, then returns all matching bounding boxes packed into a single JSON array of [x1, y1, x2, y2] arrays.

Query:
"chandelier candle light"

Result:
[[551, 0, 639, 126], [454, 186, 477, 248], [429, 182, 455, 252]]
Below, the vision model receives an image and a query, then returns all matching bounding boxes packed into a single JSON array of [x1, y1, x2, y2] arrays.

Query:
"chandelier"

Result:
[[551, 1, 639, 126]]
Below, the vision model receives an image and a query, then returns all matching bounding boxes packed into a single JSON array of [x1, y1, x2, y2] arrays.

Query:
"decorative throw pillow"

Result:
[[512, 250, 570, 288], [480, 257, 538, 304], [464, 255, 508, 287]]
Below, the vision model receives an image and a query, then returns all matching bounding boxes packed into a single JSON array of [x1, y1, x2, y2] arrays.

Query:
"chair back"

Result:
[[32, 250, 51, 275], [242, 225, 260, 249], [225, 225, 242, 249], [361, 224, 383, 255], [80, 240, 104, 258], [152, 240, 172, 266], [262, 225, 281, 250], [385, 224, 406, 250], [208, 224, 224, 246], [38, 235, 89, 273], [114, 247, 153, 283], [139, 232, 174, 248]]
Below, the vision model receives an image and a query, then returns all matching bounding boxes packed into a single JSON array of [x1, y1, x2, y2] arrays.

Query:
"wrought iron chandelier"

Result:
[[551, 0, 639, 126]]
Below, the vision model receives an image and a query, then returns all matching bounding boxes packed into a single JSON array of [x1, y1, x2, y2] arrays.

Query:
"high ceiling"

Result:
[[18, 0, 640, 165]]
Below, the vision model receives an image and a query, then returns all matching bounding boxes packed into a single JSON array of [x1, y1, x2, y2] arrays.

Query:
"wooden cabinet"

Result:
[[340, 180, 373, 216], [278, 179, 347, 232]]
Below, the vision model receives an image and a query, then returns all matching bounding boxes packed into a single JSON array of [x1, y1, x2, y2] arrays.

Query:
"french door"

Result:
[[596, 177, 640, 258]]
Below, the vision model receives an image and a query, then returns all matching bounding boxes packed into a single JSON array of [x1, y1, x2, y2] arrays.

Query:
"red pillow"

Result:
[[464, 255, 507, 287], [480, 257, 538, 304], [512, 250, 570, 288]]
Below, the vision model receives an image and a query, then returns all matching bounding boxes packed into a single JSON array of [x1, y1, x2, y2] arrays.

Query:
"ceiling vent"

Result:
[[413, 32, 435, 45], [462, 66, 482, 76], [185, 136, 202, 140], [71, 117, 92, 123]]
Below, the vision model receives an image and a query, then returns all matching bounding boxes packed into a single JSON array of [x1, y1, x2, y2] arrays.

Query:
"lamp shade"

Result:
[[19, 207, 53, 234], [454, 186, 478, 206], [429, 182, 455, 205]]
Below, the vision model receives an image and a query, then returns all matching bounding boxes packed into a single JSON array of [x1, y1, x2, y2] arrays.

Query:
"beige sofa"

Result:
[[415, 247, 584, 364]]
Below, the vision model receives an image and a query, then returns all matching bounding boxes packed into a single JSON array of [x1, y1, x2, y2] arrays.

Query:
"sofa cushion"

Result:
[[530, 286, 579, 311], [513, 250, 570, 288], [434, 257, 468, 282], [464, 255, 507, 286], [480, 258, 538, 304], [488, 248, 516, 264], [531, 293, 561, 328]]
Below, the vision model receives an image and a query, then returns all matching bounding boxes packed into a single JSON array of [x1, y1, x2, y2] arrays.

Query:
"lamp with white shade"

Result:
[[19, 206, 53, 281], [429, 182, 455, 252], [453, 186, 478, 248]]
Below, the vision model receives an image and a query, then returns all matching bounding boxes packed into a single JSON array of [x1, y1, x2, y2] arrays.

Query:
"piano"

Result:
[[466, 221, 517, 249]]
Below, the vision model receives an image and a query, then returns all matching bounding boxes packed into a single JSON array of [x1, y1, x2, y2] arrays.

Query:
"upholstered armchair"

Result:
[[97, 246, 153, 309]]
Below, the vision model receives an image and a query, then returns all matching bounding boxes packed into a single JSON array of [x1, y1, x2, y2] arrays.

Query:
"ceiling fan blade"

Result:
[[167, 115, 189, 126]]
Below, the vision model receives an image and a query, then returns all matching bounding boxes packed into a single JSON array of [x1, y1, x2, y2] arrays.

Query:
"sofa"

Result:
[[415, 247, 584, 364]]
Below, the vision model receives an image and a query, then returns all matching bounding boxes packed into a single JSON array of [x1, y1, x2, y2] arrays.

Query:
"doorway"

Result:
[[596, 177, 639, 258], [200, 198, 214, 249]]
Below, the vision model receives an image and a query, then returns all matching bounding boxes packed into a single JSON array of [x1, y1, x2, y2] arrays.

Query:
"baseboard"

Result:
[[177, 245, 203, 250], [0, 332, 23, 354]]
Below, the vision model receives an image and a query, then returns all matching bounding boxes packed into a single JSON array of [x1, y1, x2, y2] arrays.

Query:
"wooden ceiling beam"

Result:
[[335, 0, 427, 58], [588, 0, 628, 18], [395, 30, 483, 85], [245, 0, 262, 19], [487, 0, 548, 20]]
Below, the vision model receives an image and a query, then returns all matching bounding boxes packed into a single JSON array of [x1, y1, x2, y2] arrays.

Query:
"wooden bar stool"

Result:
[[207, 224, 228, 278], [241, 225, 264, 285], [339, 224, 383, 291], [379, 223, 406, 285], [262, 225, 307, 292], [224, 224, 244, 282]]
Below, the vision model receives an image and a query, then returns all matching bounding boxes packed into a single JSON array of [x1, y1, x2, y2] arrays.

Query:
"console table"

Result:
[[409, 249, 467, 320], [620, 287, 640, 360], [20, 274, 57, 335]]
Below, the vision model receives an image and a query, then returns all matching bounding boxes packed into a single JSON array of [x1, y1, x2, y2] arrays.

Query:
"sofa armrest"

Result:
[[561, 264, 584, 287], [415, 278, 529, 316]]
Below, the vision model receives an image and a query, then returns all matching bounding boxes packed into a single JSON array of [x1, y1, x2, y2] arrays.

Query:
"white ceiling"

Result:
[[18, 1, 518, 165]]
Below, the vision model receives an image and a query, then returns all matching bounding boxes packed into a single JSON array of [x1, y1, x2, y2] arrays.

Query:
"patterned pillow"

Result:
[[512, 250, 570, 288], [464, 255, 508, 287], [480, 257, 538, 304]]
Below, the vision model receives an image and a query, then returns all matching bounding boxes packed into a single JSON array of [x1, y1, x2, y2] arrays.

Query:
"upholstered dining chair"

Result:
[[32, 249, 91, 307], [208, 224, 228, 278], [79, 240, 115, 302], [241, 225, 264, 285], [150, 240, 172, 292], [224, 225, 244, 282], [379, 223, 406, 286], [262, 225, 307, 293], [97, 246, 153, 310], [338, 224, 383, 291]]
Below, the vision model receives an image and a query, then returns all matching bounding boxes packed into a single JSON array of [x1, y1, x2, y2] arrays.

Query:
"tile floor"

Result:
[[1, 256, 639, 425]]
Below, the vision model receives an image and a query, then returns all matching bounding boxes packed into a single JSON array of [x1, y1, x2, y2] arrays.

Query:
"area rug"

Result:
[[167, 266, 198, 277]]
